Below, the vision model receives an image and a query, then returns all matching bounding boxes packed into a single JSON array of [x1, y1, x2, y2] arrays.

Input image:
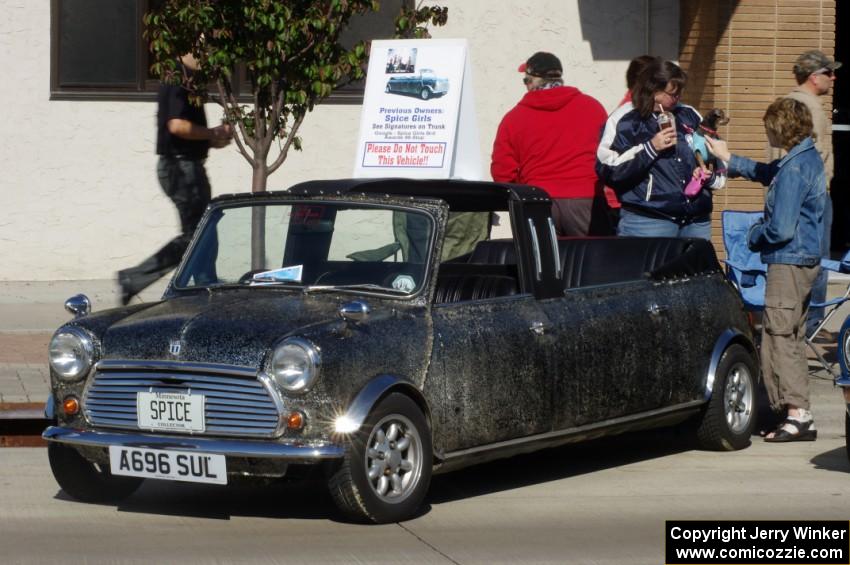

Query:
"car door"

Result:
[[540, 279, 674, 430], [429, 294, 555, 453]]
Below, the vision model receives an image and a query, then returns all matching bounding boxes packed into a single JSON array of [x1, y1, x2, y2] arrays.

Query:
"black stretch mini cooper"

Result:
[[43, 179, 758, 523]]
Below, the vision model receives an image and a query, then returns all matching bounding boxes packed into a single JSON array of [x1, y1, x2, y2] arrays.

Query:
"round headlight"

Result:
[[49, 326, 95, 381], [270, 337, 321, 393]]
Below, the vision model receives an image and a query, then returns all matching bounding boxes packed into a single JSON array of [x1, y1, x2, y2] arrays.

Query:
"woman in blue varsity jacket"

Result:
[[596, 58, 725, 240]]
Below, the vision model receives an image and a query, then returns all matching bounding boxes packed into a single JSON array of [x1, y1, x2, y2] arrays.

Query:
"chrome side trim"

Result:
[[43, 426, 343, 460], [705, 329, 749, 401], [439, 400, 705, 463], [547, 217, 562, 280], [527, 218, 542, 281], [96, 359, 257, 377]]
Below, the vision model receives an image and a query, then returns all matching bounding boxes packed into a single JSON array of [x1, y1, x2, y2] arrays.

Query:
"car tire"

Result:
[[696, 344, 758, 451], [420, 88, 430, 100], [328, 392, 432, 523], [385, 84, 391, 93], [48, 442, 142, 503]]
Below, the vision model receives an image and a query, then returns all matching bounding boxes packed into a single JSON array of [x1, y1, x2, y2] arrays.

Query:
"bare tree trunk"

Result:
[[250, 159, 268, 270]]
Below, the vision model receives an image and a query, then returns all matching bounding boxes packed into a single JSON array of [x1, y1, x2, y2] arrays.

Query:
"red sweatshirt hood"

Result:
[[518, 86, 581, 111]]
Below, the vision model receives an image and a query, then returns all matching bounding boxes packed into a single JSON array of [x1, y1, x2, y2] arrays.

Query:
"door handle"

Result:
[[529, 321, 549, 335]]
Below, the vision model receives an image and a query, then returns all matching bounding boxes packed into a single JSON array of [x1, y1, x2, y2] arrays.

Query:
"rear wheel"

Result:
[[696, 344, 758, 450], [48, 442, 142, 503], [328, 393, 431, 523]]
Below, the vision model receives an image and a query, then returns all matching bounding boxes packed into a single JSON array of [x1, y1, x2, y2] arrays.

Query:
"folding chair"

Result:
[[721, 210, 766, 312], [721, 210, 850, 379], [805, 249, 850, 378]]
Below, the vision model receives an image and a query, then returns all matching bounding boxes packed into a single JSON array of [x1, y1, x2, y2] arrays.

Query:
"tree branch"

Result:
[[268, 112, 305, 175], [264, 81, 285, 148], [217, 80, 255, 166]]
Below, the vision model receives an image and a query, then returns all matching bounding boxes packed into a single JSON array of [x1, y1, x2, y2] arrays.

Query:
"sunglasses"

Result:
[[814, 69, 835, 77], [523, 76, 534, 86]]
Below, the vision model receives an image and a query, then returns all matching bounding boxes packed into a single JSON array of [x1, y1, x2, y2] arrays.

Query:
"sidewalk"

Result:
[[0, 332, 50, 404]]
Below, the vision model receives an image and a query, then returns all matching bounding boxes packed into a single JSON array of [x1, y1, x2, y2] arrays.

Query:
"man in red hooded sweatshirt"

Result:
[[491, 52, 608, 236]]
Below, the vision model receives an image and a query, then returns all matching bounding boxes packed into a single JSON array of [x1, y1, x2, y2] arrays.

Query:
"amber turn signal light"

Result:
[[287, 411, 305, 430], [63, 397, 80, 416]]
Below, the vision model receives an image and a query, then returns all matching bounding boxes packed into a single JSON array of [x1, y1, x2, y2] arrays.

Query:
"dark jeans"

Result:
[[119, 156, 211, 297], [806, 197, 833, 336]]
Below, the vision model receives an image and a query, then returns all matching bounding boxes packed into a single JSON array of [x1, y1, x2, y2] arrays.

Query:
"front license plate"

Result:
[[137, 391, 204, 432], [108, 446, 227, 485]]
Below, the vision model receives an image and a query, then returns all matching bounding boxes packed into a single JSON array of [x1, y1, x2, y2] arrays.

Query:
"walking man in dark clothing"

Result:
[[118, 54, 231, 305]]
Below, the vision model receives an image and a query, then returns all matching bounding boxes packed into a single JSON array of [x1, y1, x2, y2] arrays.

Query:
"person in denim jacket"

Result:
[[707, 98, 826, 442]]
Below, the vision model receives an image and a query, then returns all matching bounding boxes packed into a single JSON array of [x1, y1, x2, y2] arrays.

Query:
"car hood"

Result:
[[100, 289, 343, 368]]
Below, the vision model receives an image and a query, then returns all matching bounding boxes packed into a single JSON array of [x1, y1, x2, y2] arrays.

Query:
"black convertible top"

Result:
[[212, 178, 551, 212]]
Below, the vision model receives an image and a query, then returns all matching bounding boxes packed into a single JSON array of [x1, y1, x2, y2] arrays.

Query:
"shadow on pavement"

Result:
[[46, 426, 703, 523], [427, 426, 697, 505], [810, 446, 850, 474]]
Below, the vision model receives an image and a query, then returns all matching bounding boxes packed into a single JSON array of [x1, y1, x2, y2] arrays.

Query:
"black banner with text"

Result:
[[666, 521, 849, 564]]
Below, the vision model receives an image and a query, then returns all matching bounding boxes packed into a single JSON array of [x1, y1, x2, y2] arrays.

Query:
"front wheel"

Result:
[[328, 393, 432, 523], [48, 442, 142, 503], [696, 344, 758, 450], [420, 88, 431, 100]]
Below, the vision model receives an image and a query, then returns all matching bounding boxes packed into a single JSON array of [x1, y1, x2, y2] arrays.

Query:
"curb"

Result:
[[0, 402, 48, 447]]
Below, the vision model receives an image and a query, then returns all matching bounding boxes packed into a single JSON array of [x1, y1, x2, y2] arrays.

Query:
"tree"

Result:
[[145, 1, 448, 193], [145, 1, 447, 268]]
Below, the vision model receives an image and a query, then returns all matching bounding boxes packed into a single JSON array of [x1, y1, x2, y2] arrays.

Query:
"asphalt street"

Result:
[[1, 374, 847, 565]]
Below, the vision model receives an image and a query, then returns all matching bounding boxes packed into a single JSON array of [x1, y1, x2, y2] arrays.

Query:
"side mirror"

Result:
[[64, 294, 91, 318], [338, 301, 370, 324]]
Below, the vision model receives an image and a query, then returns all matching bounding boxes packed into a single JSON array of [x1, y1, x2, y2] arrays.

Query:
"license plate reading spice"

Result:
[[108, 446, 227, 485], [137, 391, 205, 432]]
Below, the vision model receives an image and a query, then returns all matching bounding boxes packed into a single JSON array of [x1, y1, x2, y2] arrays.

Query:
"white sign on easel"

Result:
[[353, 39, 481, 180]]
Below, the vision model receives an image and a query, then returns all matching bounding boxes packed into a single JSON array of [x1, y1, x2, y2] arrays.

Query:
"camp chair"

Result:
[[721, 210, 850, 378], [721, 210, 766, 312], [805, 250, 850, 378]]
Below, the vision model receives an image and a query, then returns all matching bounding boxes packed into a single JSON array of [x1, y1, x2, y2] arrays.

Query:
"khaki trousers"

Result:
[[761, 263, 819, 411]]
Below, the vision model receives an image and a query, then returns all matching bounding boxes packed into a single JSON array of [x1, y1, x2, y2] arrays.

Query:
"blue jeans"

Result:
[[806, 197, 833, 336], [617, 209, 712, 240]]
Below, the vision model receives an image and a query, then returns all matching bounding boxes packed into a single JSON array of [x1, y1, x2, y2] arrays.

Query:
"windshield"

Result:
[[175, 202, 434, 296]]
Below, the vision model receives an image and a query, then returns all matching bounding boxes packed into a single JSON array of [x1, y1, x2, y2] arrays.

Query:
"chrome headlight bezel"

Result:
[[269, 337, 321, 394], [48, 326, 95, 382]]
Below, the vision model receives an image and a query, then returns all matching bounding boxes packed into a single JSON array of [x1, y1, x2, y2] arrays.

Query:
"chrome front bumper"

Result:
[[43, 426, 344, 461]]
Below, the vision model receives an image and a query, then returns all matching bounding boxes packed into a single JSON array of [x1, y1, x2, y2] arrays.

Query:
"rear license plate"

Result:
[[137, 391, 204, 432], [109, 446, 227, 485]]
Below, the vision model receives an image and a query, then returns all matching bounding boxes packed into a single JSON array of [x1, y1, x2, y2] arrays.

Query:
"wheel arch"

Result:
[[338, 374, 432, 436], [704, 328, 759, 401]]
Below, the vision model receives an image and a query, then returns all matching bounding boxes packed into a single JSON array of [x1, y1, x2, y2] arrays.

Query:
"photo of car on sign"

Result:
[[43, 178, 758, 524], [385, 68, 449, 100]]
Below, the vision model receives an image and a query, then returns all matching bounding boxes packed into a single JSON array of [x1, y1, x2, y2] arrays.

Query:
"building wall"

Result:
[[0, 0, 677, 283], [679, 0, 836, 251]]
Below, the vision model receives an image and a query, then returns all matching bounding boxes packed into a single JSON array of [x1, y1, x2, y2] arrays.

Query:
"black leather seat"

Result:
[[468, 239, 517, 265], [558, 237, 719, 289], [434, 274, 519, 303]]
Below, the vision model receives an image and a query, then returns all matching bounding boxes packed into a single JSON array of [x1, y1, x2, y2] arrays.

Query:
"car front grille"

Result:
[[83, 361, 283, 438]]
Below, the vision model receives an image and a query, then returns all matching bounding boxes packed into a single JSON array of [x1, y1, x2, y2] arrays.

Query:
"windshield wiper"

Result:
[[301, 283, 411, 295]]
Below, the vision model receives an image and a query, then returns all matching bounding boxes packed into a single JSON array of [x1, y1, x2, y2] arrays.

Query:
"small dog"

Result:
[[693, 108, 730, 170], [684, 109, 729, 197]]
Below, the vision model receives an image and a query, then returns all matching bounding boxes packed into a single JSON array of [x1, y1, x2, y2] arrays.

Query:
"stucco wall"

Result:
[[0, 0, 677, 282]]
